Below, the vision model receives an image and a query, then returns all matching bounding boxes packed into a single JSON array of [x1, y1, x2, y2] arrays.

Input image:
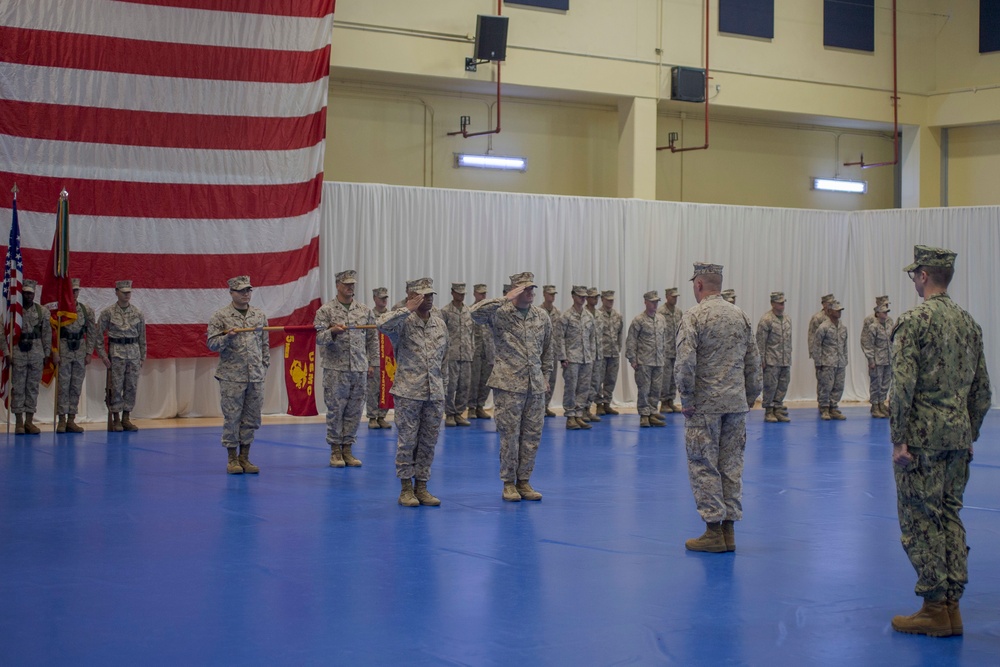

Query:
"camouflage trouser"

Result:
[[470, 352, 493, 409], [493, 389, 544, 483], [544, 362, 558, 409], [219, 380, 264, 449], [323, 368, 367, 446], [659, 358, 677, 404], [57, 352, 88, 415], [685, 412, 747, 523], [869, 364, 891, 404], [11, 352, 43, 414], [816, 366, 845, 407], [561, 362, 592, 417], [393, 396, 444, 480], [596, 355, 620, 404], [109, 358, 141, 412], [634, 364, 662, 416], [761, 365, 791, 409], [894, 448, 971, 601], [365, 368, 387, 419], [445, 360, 472, 416], [590, 357, 604, 405]]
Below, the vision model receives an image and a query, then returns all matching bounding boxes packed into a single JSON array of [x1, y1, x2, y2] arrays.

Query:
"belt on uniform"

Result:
[[19, 333, 39, 341], [61, 330, 85, 341], [109, 337, 138, 345]]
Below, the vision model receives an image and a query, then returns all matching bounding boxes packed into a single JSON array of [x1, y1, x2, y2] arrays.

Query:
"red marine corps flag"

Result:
[[283, 325, 318, 417], [41, 190, 77, 387]]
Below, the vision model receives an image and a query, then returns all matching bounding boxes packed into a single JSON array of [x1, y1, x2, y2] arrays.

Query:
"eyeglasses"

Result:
[[231, 287, 253, 294]]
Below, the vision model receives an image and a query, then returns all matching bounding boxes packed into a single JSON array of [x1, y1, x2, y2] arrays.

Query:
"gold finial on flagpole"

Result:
[[11, 183, 18, 197]]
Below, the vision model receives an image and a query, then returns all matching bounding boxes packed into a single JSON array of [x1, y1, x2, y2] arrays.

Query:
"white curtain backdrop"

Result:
[[17, 184, 999, 423]]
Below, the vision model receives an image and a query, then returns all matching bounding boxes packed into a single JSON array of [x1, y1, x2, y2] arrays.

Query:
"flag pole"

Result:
[[4, 183, 17, 434], [51, 189, 69, 433]]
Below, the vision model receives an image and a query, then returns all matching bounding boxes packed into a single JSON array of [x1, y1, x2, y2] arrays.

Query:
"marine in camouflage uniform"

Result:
[[377, 278, 449, 507], [555, 285, 597, 430], [470, 272, 553, 502], [593, 290, 623, 416], [811, 301, 848, 420], [861, 295, 893, 418], [366, 287, 391, 428], [625, 291, 668, 427], [809, 293, 836, 414], [441, 282, 474, 426], [207, 276, 269, 475], [756, 291, 792, 423], [675, 263, 762, 553], [584, 287, 602, 420], [889, 245, 991, 638], [11, 279, 50, 435], [657, 287, 683, 413], [314, 269, 378, 468], [468, 284, 495, 419], [97, 280, 146, 432], [56, 278, 98, 433], [538, 285, 560, 416]]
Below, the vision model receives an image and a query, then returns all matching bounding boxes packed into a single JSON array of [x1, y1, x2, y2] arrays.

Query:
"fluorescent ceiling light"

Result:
[[455, 153, 527, 172], [812, 177, 867, 194]]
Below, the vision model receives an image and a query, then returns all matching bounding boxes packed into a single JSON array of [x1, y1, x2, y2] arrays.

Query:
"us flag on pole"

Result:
[[0, 0, 335, 358], [1, 194, 24, 408]]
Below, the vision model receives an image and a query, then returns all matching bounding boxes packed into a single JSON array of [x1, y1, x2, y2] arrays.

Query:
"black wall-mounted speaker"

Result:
[[475, 15, 509, 61], [671, 66, 706, 103]]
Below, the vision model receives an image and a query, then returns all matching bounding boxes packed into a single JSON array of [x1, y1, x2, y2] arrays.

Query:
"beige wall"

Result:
[[947, 123, 1000, 206]]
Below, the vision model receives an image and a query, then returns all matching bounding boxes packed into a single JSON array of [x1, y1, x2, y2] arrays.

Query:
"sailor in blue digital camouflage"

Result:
[[889, 245, 991, 638], [593, 290, 623, 416], [584, 287, 603, 421], [657, 287, 683, 414], [809, 293, 836, 414], [626, 290, 668, 428], [366, 286, 391, 429], [314, 269, 378, 469], [470, 272, 553, 502], [97, 280, 146, 432], [468, 284, 495, 420], [11, 279, 50, 435], [539, 284, 560, 416], [675, 263, 762, 554], [441, 282, 474, 427], [555, 285, 597, 430], [811, 300, 848, 420], [756, 291, 792, 423], [377, 278, 449, 507], [56, 278, 98, 433], [207, 275, 270, 475], [861, 295, 893, 418]]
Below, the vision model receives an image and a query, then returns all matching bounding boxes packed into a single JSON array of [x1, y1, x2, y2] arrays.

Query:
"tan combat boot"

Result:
[[238, 445, 260, 474], [545, 408, 556, 417], [502, 482, 521, 502], [685, 522, 728, 553], [475, 407, 491, 420], [121, 411, 139, 431], [648, 413, 666, 427], [368, 417, 380, 429], [455, 412, 471, 426], [870, 403, 879, 418], [515, 480, 542, 501], [226, 448, 243, 474], [891, 599, 953, 637], [830, 405, 847, 420], [588, 406, 601, 422], [56, 414, 67, 433], [341, 444, 362, 467], [398, 479, 419, 507], [820, 407, 832, 421], [24, 413, 41, 434], [444, 415, 457, 427], [595, 403, 606, 416], [947, 600, 963, 635], [111, 412, 124, 432], [775, 408, 791, 423], [764, 408, 777, 423], [579, 411, 592, 423], [578, 416, 592, 430], [604, 403, 619, 415], [14, 413, 25, 435], [722, 520, 736, 552], [566, 416, 581, 430], [414, 480, 441, 506], [377, 417, 392, 429], [329, 445, 345, 468], [659, 401, 673, 414], [639, 415, 650, 428], [66, 415, 85, 433]]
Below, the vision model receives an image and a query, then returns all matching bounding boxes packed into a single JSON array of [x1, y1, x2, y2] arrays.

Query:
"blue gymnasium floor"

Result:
[[2, 408, 999, 667]]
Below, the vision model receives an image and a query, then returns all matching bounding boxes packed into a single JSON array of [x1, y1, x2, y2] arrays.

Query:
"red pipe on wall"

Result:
[[658, 0, 709, 152], [844, 0, 899, 169], [449, 0, 503, 138]]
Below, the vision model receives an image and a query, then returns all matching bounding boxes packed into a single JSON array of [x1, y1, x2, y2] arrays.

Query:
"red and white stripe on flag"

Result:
[[0, 0, 336, 358]]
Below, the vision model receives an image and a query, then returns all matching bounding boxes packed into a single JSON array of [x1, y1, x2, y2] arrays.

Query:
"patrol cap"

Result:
[[502, 284, 512, 295], [586, 287, 599, 298], [407, 277, 436, 295], [643, 290, 660, 302], [372, 287, 388, 298], [227, 275, 251, 291], [509, 272, 537, 288], [665, 287, 680, 297], [571, 285, 588, 297], [770, 291, 786, 303], [721, 289, 736, 302], [115, 280, 132, 292], [821, 293, 836, 305], [601, 290, 615, 299], [71, 278, 81, 289], [335, 269, 357, 284], [875, 295, 890, 306], [904, 245, 957, 272], [22, 279, 37, 293], [875, 303, 891, 313], [828, 300, 845, 311], [451, 282, 466, 294], [473, 284, 487, 295], [690, 262, 724, 280], [542, 285, 557, 295]]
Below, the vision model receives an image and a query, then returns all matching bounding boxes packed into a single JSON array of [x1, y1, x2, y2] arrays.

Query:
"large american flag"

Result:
[[1, 195, 23, 407], [0, 0, 335, 357]]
